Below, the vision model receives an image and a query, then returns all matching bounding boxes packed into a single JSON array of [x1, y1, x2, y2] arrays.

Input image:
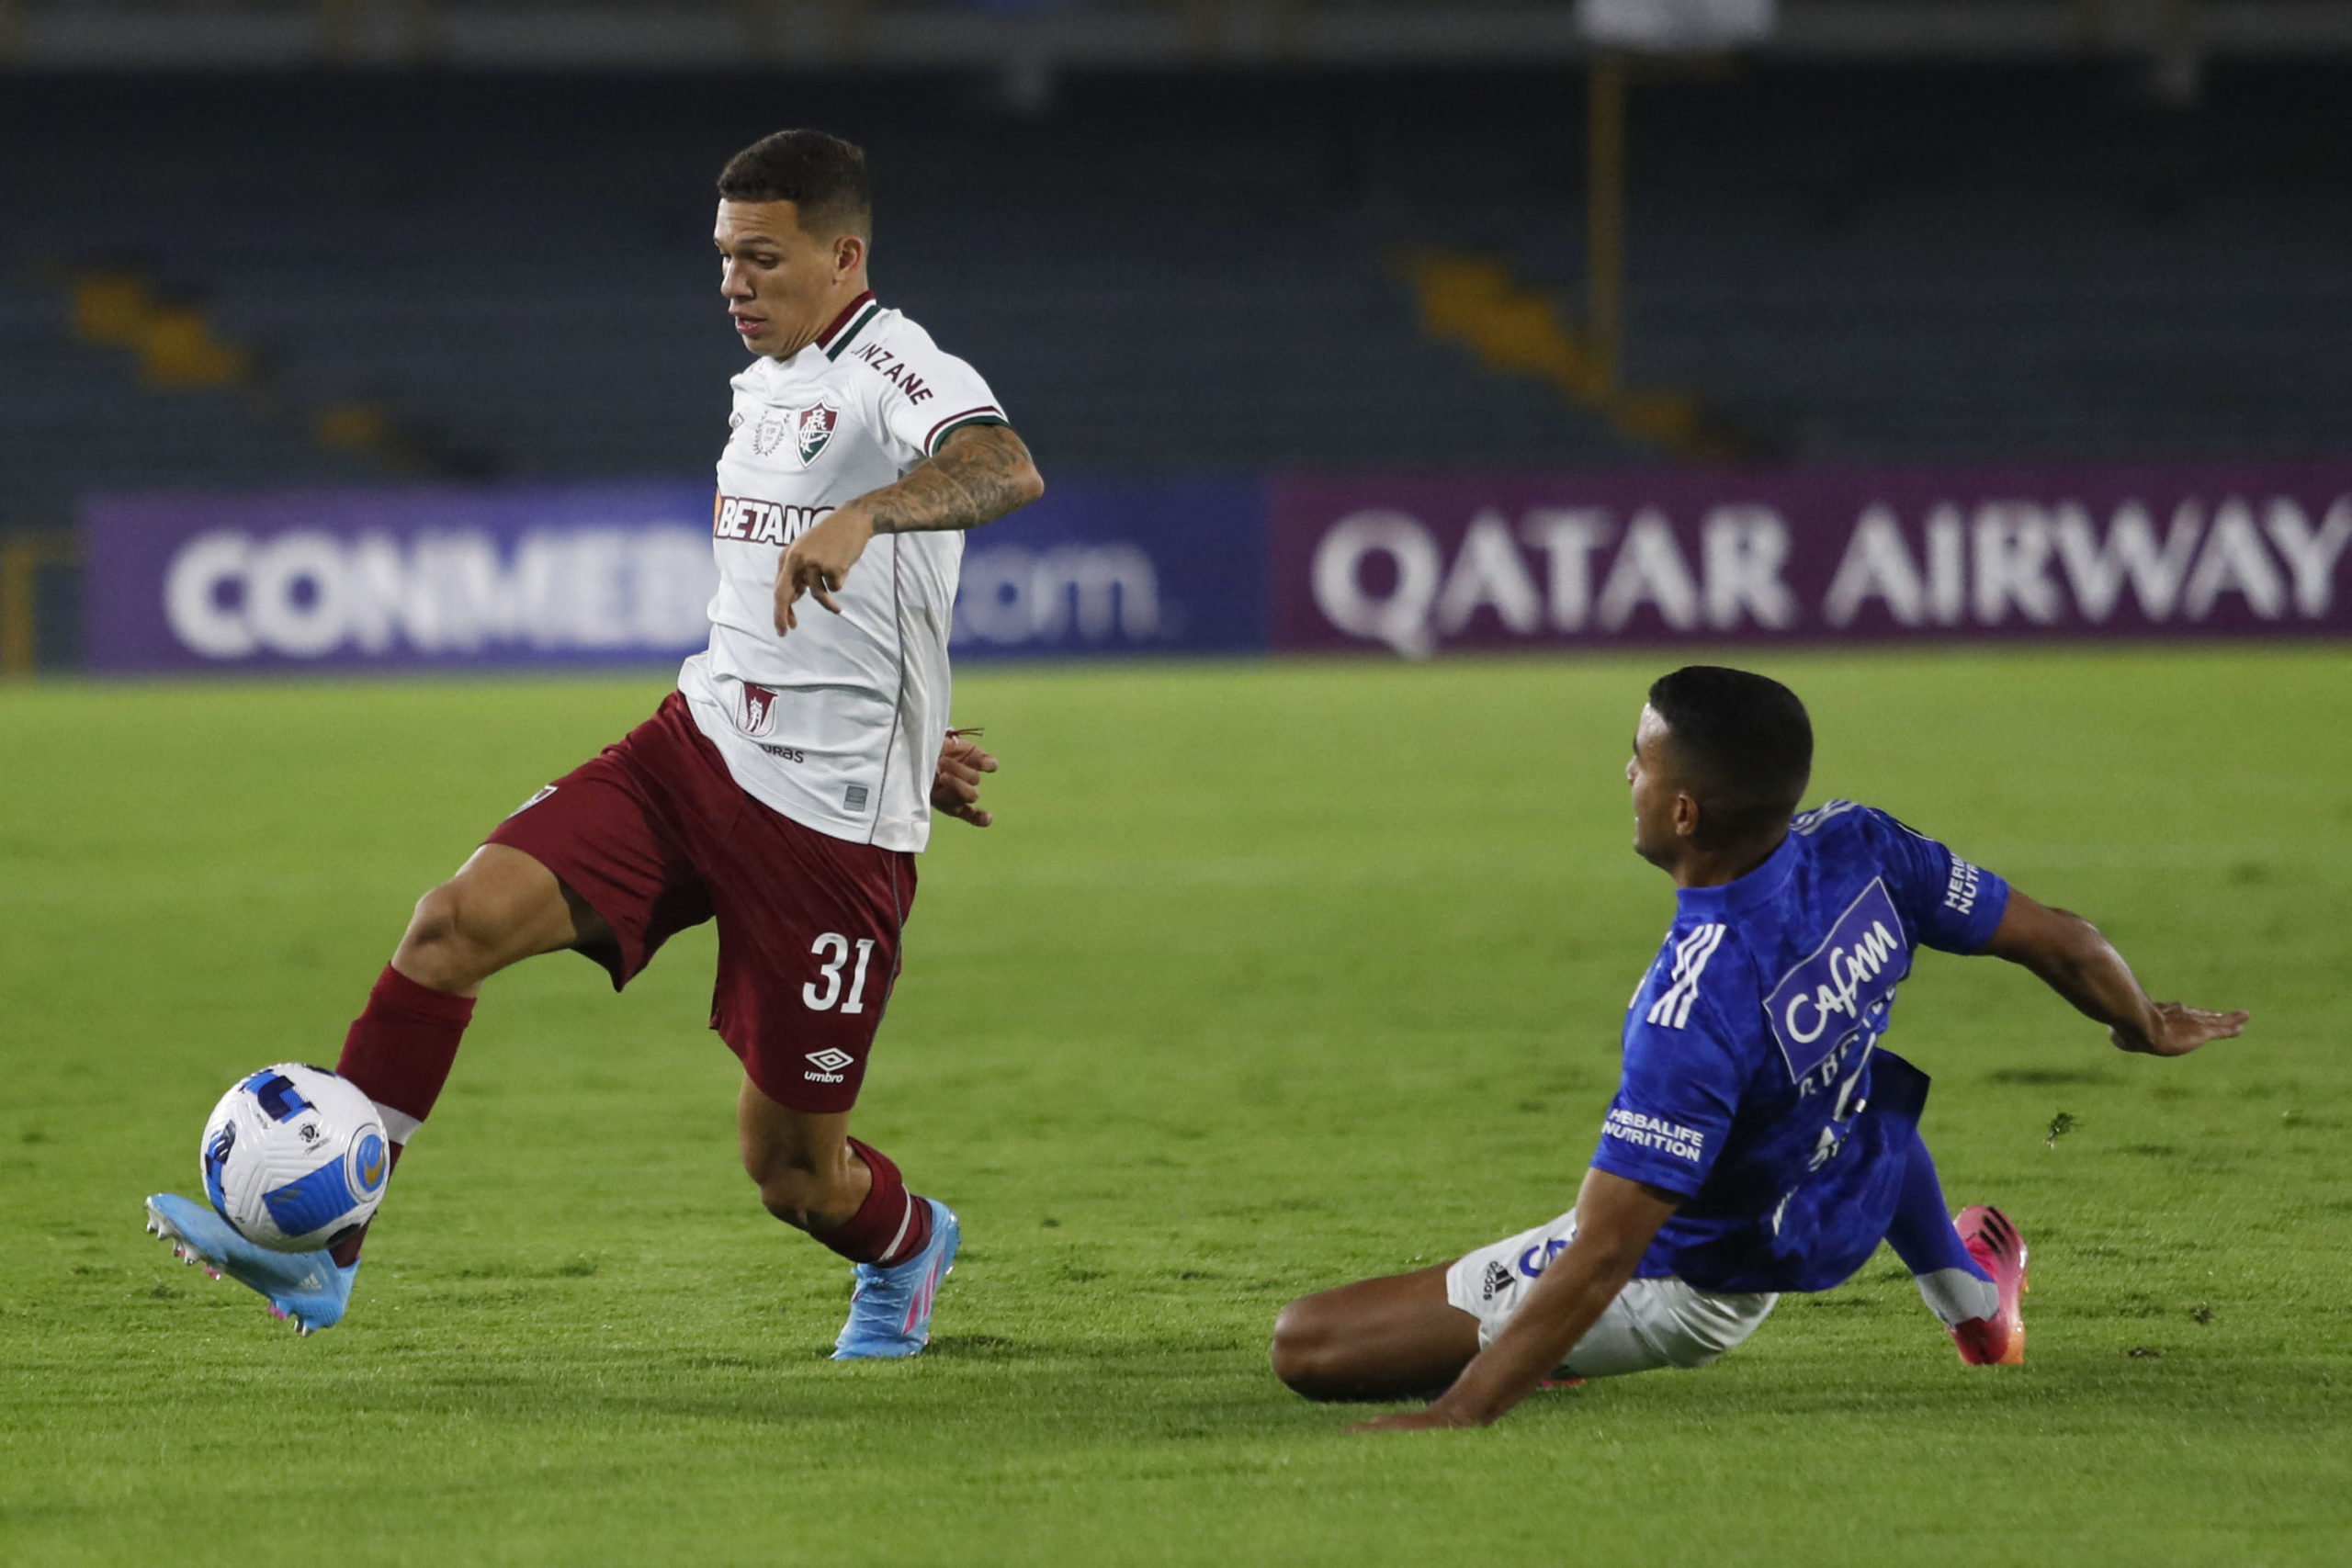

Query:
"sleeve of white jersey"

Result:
[[871, 327, 1010, 461]]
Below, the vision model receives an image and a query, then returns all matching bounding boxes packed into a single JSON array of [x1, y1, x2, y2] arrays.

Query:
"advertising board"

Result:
[[82, 479, 1265, 671], [1270, 465, 2352, 656], [79, 463, 2352, 672], [947, 479, 1264, 660], [84, 484, 718, 673]]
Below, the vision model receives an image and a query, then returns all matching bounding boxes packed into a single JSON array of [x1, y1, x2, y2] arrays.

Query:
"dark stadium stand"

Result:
[[4, 62, 2349, 547]]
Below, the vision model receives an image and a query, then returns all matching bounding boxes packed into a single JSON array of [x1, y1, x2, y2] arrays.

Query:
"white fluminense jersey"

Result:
[[676, 291, 1007, 852]]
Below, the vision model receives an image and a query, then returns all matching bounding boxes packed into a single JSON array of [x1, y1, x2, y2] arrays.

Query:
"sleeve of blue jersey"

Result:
[[1589, 995, 1744, 1199], [1865, 807, 2011, 954]]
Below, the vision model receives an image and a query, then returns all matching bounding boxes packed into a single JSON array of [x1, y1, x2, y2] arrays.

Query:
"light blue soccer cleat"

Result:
[[831, 1199, 960, 1360], [144, 1193, 360, 1336]]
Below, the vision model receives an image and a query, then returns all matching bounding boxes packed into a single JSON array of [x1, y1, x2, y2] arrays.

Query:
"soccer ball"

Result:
[[199, 1065, 389, 1253]]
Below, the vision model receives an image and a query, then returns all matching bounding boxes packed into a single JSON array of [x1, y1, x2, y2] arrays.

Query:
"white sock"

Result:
[[1915, 1268, 1999, 1327]]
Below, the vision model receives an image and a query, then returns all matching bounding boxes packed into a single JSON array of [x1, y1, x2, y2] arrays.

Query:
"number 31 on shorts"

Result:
[[803, 932, 876, 1014]]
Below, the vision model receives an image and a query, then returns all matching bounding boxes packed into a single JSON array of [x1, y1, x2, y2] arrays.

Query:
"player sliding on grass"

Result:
[[146, 130, 1043, 1352], [1272, 666, 2246, 1428]]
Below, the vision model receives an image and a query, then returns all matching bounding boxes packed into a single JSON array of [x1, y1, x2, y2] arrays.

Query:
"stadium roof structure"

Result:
[[4, 0, 2350, 73]]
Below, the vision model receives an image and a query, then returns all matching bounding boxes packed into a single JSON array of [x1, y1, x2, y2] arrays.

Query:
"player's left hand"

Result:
[[2111, 1000, 2249, 1057], [1348, 1404, 1489, 1434], [933, 729, 999, 828], [775, 507, 876, 633]]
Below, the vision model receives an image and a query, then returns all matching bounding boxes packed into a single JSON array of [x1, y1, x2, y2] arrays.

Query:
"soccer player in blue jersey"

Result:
[[1269, 666, 2246, 1429]]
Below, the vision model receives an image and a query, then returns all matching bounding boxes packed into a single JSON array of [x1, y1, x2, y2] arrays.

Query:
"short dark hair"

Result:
[[1646, 666, 1813, 843], [717, 130, 872, 239]]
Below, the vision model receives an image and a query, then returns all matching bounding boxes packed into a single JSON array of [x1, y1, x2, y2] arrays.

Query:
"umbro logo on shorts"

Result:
[[804, 1047, 854, 1084]]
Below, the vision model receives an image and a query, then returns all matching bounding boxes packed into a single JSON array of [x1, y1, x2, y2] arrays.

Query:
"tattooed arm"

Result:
[[867, 423, 1044, 536], [775, 423, 1045, 632]]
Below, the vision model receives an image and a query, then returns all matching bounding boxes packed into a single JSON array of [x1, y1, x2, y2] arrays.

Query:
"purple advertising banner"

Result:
[[85, 484, 720, 672], [1271, 464, 2352, 656], [81, 478, 1271, 673], [947, 478, 1266, 660]]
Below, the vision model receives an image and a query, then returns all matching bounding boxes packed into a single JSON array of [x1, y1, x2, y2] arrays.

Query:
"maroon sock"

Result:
[[328, 964, 475, 1266], [814, 1137, 933, 1267], [337, 964, 475, 1126]]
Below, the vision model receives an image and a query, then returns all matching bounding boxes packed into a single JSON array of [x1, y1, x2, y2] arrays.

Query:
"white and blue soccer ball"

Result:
[[199, 1064, 389, 1253]]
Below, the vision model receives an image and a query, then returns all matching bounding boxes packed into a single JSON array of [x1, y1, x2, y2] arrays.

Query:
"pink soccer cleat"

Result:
[[1950, 1204, 2028, 1367]]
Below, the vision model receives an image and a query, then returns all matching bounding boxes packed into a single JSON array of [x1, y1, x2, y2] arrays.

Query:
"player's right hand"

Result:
[[1350, 1404, 1488, 1434], [775, 507, 876, 633], [2110, 1001, 2249, 1057]]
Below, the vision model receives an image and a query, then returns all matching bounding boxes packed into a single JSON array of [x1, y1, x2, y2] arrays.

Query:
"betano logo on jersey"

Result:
[[713, 494, 831, 547], [1763, 879, 1912, 1083]]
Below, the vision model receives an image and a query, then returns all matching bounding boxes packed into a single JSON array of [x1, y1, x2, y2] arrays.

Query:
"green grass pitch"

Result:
[[3, 648, 2348, 1565]]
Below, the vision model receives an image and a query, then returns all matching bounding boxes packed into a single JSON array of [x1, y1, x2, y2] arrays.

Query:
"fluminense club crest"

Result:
[[749, 400, 840, 468], [793, 401, 839, 465]]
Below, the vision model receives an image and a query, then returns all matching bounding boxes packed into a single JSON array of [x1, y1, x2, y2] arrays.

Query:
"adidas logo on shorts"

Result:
[[1481, 1260, 1516, 1301]]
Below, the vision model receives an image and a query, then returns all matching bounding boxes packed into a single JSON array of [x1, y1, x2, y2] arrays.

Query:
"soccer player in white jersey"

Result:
[[146, 130, 1045, 1354], [1270, 668, 2245, 1427]]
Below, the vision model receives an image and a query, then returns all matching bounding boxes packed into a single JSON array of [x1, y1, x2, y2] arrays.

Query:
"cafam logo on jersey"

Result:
[[750, 400, 840, 468], [1764, 879, 1911, 1086]]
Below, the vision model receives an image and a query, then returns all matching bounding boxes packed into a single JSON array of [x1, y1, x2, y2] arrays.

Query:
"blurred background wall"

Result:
[[5, 1, 2349, 670]]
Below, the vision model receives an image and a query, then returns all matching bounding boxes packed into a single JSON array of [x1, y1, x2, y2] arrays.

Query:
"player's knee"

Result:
[[1269, 1295, 1345, 1397], [396, 880, 503, 991]]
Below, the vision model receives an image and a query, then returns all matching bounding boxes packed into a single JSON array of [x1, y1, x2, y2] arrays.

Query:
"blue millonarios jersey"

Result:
[[1591, 801, 2011, 1294]]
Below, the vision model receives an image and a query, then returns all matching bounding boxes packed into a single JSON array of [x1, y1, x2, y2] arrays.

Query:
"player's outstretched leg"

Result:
[[1273, 1218, 1775, 1401], [1883, 1125, 2026, 1366], [142, 844, 598, 1333], [324, 844, 600, 1262], [737, 1082, 957, 1359], [1270, 1265, 1482, 1401]]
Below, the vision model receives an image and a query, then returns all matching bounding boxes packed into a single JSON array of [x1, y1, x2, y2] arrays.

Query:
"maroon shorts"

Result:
[[486, 691, 916, 1113]]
